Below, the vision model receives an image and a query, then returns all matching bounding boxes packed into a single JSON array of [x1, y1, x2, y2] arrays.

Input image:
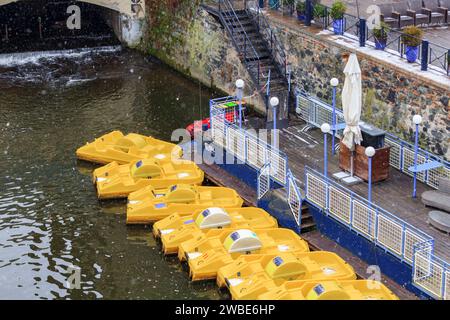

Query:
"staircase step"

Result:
[[300, 221, 316, 233]]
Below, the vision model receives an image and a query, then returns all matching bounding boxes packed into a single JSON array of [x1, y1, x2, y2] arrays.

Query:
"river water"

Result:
[[0, 47, 222, 299]]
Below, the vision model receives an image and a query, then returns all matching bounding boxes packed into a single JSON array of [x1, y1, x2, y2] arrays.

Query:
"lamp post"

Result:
[[235, 79, 244, 128], [330, 78, 339, 155], [412, 114, 423, 198], [365, 146, 376, 203], [270, 97, 279, 148], [321, 123, 331, 178]]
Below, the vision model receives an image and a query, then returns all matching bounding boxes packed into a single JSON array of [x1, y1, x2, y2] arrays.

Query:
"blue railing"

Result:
[[210, 94, 449, 299], [263, 1, 450, 76], [216, 0, 264, 86], [304, 166, 433, 264], [245, 0, 288, 77], [296, 91, 450, 190]]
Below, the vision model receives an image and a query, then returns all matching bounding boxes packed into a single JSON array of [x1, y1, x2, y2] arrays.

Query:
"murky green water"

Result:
[[0, 48, 222, 299]]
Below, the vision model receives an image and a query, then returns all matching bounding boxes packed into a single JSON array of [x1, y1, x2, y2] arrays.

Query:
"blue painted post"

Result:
[[413, 123, 419, 198], [305, 0, 312, 26], [273, 105, 277, 147], [330, 78, 339, 155], [421, 40, 429, 71], [365, 147, 375, 204], [321, 123, 330, 178], [412, 115, 422, 198], [270, 97, 279, 148], [259, 0, 264, 9], [239, 102, 242, 128], [448, 49, 450, 76], [324, 134, 328, 177], [368, 156, 373, 203], [359, 18, 366, 47], [236, 79, 245, 129]]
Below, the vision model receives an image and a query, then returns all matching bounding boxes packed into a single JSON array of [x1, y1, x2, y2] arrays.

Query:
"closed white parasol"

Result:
[[341, 53, 363, 151]]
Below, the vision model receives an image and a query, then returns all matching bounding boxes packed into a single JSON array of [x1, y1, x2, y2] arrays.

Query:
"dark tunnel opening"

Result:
[[0, 0, 121, 54]]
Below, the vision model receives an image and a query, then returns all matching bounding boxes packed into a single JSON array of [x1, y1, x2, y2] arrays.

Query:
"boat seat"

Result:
[[421, 177, 450, 212], [199, 191, 213, 201], [422, 191, 450, 212], [428, 210, 450, 233], [162, 163, 175, 173]]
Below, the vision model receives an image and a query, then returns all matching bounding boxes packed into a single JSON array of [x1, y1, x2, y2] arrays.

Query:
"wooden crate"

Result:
[[339, 143, 391, 182]]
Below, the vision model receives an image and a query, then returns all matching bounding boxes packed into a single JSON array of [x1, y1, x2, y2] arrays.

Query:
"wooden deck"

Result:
[[278, 119, 450, 262], [197, 153, 418, 300]]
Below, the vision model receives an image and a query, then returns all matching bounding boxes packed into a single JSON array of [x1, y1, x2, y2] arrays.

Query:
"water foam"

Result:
[[0, 45, 122, 67]]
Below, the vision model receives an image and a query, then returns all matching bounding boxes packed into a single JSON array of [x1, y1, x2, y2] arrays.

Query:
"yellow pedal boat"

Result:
[[93, 159, 204, 199], [154, 207, 278, 255], [216, 251, 356, 300], [76, 131, 182, 165], [178, 228, 309, 281], [126, 184, 244, 224], [258, 280, 399, 300]]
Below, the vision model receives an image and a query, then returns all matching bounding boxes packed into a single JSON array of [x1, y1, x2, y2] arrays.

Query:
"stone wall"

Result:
[[141, 1, 449, 159], [142, 0, 265, 112], [264, 13, 449, 160]]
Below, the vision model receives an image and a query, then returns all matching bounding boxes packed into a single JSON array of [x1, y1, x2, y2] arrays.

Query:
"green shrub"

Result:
[[373, 22, 389, 41], [313, 3, 327, 18], [296, 1, 306, 13], [401, 26, 423, 47], [330, 1, 346, 20]]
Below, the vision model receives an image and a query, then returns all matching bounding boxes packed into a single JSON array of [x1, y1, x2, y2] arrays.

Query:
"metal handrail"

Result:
[[245, 0, 288, 77], [218, 0, 262, 84], [219, 0, 259, 59]]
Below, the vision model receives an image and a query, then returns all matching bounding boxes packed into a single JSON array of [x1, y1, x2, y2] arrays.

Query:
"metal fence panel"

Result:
[[227, 125, 246, 161], [376, 215, 403, 256], [288, 173, 302, 226], [328, 186, 351, 224], [306, 173, 328, 209], [257, 163, 271, 200], [414, 250, 445, 299], [427, 166, 450, 189], [404, 229, 429, 264], [402, 147, 426, 182], [268, 148, 287, 185], [352, 200, 376, 239], [385, 137, 402, 170], [246, 133, 267, 169]]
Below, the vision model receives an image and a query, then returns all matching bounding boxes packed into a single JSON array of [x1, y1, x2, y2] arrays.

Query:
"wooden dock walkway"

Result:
[[279, 119, 450, 263]]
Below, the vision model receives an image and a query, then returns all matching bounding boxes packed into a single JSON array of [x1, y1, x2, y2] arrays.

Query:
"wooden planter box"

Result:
[[339, 142, 391, 183]]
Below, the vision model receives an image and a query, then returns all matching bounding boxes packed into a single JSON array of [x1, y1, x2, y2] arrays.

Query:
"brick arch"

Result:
[[0, 0, 146, 17]]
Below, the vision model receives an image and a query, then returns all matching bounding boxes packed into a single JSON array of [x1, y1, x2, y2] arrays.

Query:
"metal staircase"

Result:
[[203, 0, 291, 127]]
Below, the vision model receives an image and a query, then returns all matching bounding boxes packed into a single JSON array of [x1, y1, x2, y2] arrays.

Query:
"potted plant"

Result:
[[313, 3, 327, 26], [373, 22, 389, 50], [296, 1, 306, 21], [282, 0, 295, 16], [401, 26, 423, 63], [330, 1, 346, 35], [269, 0, 280, 10]]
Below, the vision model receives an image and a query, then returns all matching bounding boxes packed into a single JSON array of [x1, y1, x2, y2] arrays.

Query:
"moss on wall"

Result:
[[143, 0, 201, 73]]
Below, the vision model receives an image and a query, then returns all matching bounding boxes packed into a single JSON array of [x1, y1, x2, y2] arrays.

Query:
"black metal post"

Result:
[[359, 18, 366, 47], [305, 0, 312, 27], [421, 40, 429, 71], [447, 49, 450, 76]]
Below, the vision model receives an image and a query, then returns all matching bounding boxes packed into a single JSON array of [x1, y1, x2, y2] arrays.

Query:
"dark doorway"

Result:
[[0, 0, 120, 53]]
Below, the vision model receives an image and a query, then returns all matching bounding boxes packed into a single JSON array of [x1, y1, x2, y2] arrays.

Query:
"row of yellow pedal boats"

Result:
[[76, 131, 398, 300]]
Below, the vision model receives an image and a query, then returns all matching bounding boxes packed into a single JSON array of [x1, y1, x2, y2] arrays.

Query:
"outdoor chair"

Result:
[[392, 2, 415, 28], [407, 0, 431, 25], [423, 0, 446, 24], [439, 0, 449, 23], [378, 3, 400, 28], [421, 177, 450, 212]]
